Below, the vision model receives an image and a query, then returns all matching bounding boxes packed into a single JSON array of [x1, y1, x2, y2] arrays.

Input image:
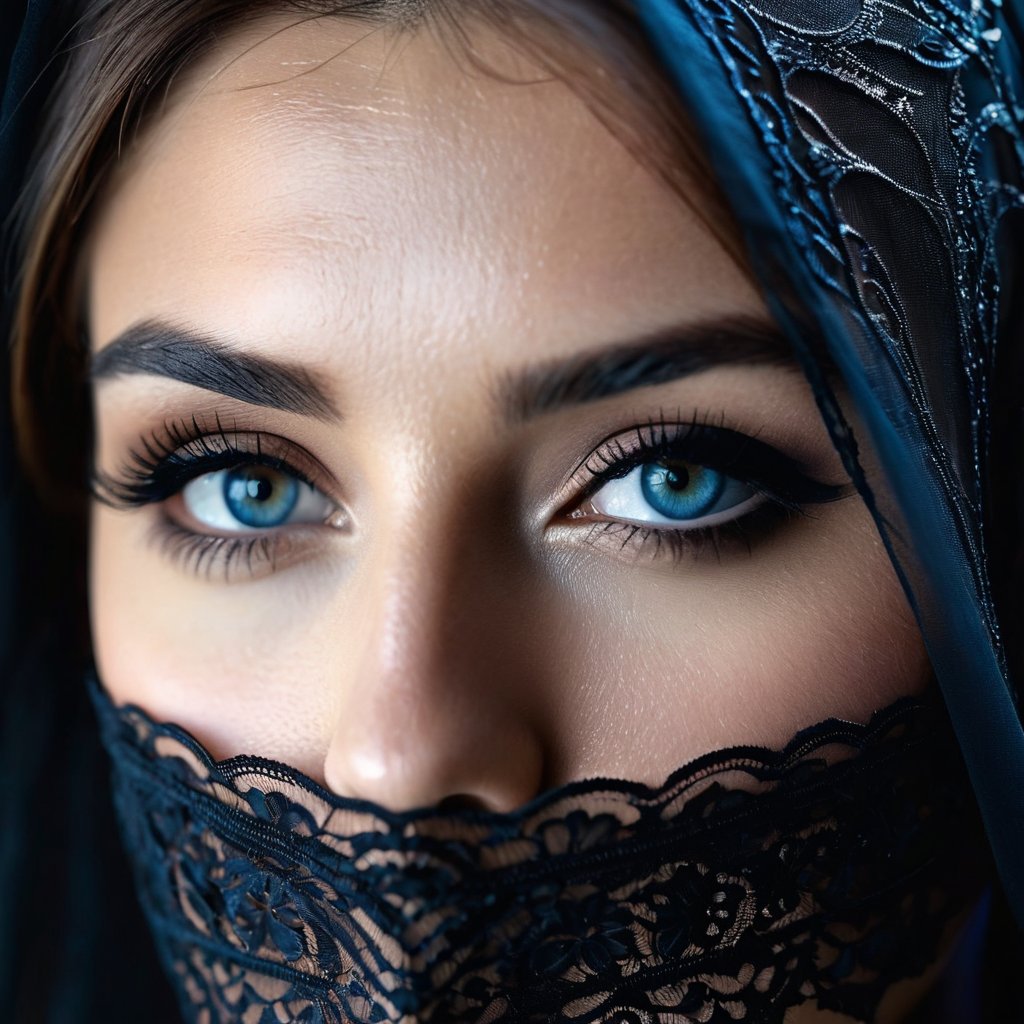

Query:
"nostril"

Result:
[[435, 792, 490, 814]]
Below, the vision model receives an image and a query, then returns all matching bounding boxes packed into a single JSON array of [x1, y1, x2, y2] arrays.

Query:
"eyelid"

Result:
[[554, 412, 850, 521], [91, 415, 343, 512], [562, 414, 738, 488], [91, 418, 349, 581]]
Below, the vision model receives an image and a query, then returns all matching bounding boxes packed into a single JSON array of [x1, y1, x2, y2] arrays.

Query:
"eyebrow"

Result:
[[496, 314, 803, 424], [89, 321, 340, 421], [90, 313, 804, 424]]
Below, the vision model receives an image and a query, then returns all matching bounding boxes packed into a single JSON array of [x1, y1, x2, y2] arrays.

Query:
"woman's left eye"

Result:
[[582, 459, 763, 529], [180, 465, 336, 532], [555, 417, 851, 558]]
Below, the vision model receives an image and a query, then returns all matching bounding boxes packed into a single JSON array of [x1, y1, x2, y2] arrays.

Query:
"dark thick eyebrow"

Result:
[[496, 314, 804, 425], [89, 320, 340, 421], [91, 314, 807, 426]]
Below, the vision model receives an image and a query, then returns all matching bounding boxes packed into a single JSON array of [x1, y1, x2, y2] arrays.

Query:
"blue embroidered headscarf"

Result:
[[2, 1, 1023, 1021]]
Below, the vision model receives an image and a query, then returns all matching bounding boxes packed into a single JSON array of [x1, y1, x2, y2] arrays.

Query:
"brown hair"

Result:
[[8, 0, 744, 509]]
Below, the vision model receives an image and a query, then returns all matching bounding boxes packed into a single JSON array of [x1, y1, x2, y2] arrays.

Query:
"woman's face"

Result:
[[86, 14, 930, 810]]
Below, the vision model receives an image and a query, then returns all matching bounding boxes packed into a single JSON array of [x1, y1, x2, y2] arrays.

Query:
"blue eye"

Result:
[[224, 466, 299, 527], [181, 465, 335, 532], [590, 458, 763, 528]]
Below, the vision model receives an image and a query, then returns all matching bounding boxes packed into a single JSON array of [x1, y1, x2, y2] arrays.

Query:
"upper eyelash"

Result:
[[90, 412, 321, 509], [567, 408, 851, 513], [558, 409, 851, 564], [91, 410, 849, 516], [91, 408, 850, 576]]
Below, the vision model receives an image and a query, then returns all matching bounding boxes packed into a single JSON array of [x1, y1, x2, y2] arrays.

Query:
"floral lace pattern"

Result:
[[87, 676, 988, 1024]]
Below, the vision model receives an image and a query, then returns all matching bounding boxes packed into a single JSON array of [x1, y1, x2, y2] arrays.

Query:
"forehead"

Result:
[[86, 14, 761, 373]]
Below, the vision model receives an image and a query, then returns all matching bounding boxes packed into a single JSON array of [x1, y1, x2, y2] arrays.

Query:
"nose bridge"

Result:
[[386, 528, 497, 680], [322, 455, 547, 812]]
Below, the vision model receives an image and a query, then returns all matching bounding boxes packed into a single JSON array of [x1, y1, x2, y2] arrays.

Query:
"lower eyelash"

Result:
[[583, 501, 804, 564], [148, 517, 278, 581]]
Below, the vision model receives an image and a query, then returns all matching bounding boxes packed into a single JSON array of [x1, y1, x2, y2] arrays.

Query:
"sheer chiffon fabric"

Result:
[[89, 676, 988, 1023]]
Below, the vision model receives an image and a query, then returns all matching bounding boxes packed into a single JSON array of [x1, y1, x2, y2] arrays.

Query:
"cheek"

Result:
[[89, 504, 348, 774], [90, 492, 930, 789], [555, 500, 930, 783]]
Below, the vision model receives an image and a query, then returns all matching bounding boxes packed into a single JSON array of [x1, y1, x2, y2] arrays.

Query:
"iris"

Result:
[[223, 467, 299, 528], [640, 460, 725, 519]]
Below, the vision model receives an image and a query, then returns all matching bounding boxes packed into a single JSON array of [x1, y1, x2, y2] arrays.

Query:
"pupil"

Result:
[[246, 474, 273, 502], [662, 462, 691, 491]]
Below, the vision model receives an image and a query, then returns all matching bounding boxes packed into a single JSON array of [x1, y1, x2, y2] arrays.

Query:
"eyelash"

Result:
[[91, 414, 332, 578], [557, 410, 847, 562], [90, 410, 848, 578]]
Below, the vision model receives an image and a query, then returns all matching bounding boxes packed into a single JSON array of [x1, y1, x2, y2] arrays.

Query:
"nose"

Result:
[[321, 522, 548, 814]]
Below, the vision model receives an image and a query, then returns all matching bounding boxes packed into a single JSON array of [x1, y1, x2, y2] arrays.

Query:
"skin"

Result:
[[85, 13, 958, 1020]]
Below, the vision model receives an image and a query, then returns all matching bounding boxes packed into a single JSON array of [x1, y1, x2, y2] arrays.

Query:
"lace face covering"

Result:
[[88, 675, 988, 1023]]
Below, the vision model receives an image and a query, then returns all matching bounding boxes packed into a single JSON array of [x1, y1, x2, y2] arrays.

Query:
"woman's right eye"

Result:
[[89, 420, 352, 577], [180, 465, 337, 532]]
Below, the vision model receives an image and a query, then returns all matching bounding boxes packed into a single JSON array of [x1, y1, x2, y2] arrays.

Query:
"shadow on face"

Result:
[[85, 12, 930, 817]]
